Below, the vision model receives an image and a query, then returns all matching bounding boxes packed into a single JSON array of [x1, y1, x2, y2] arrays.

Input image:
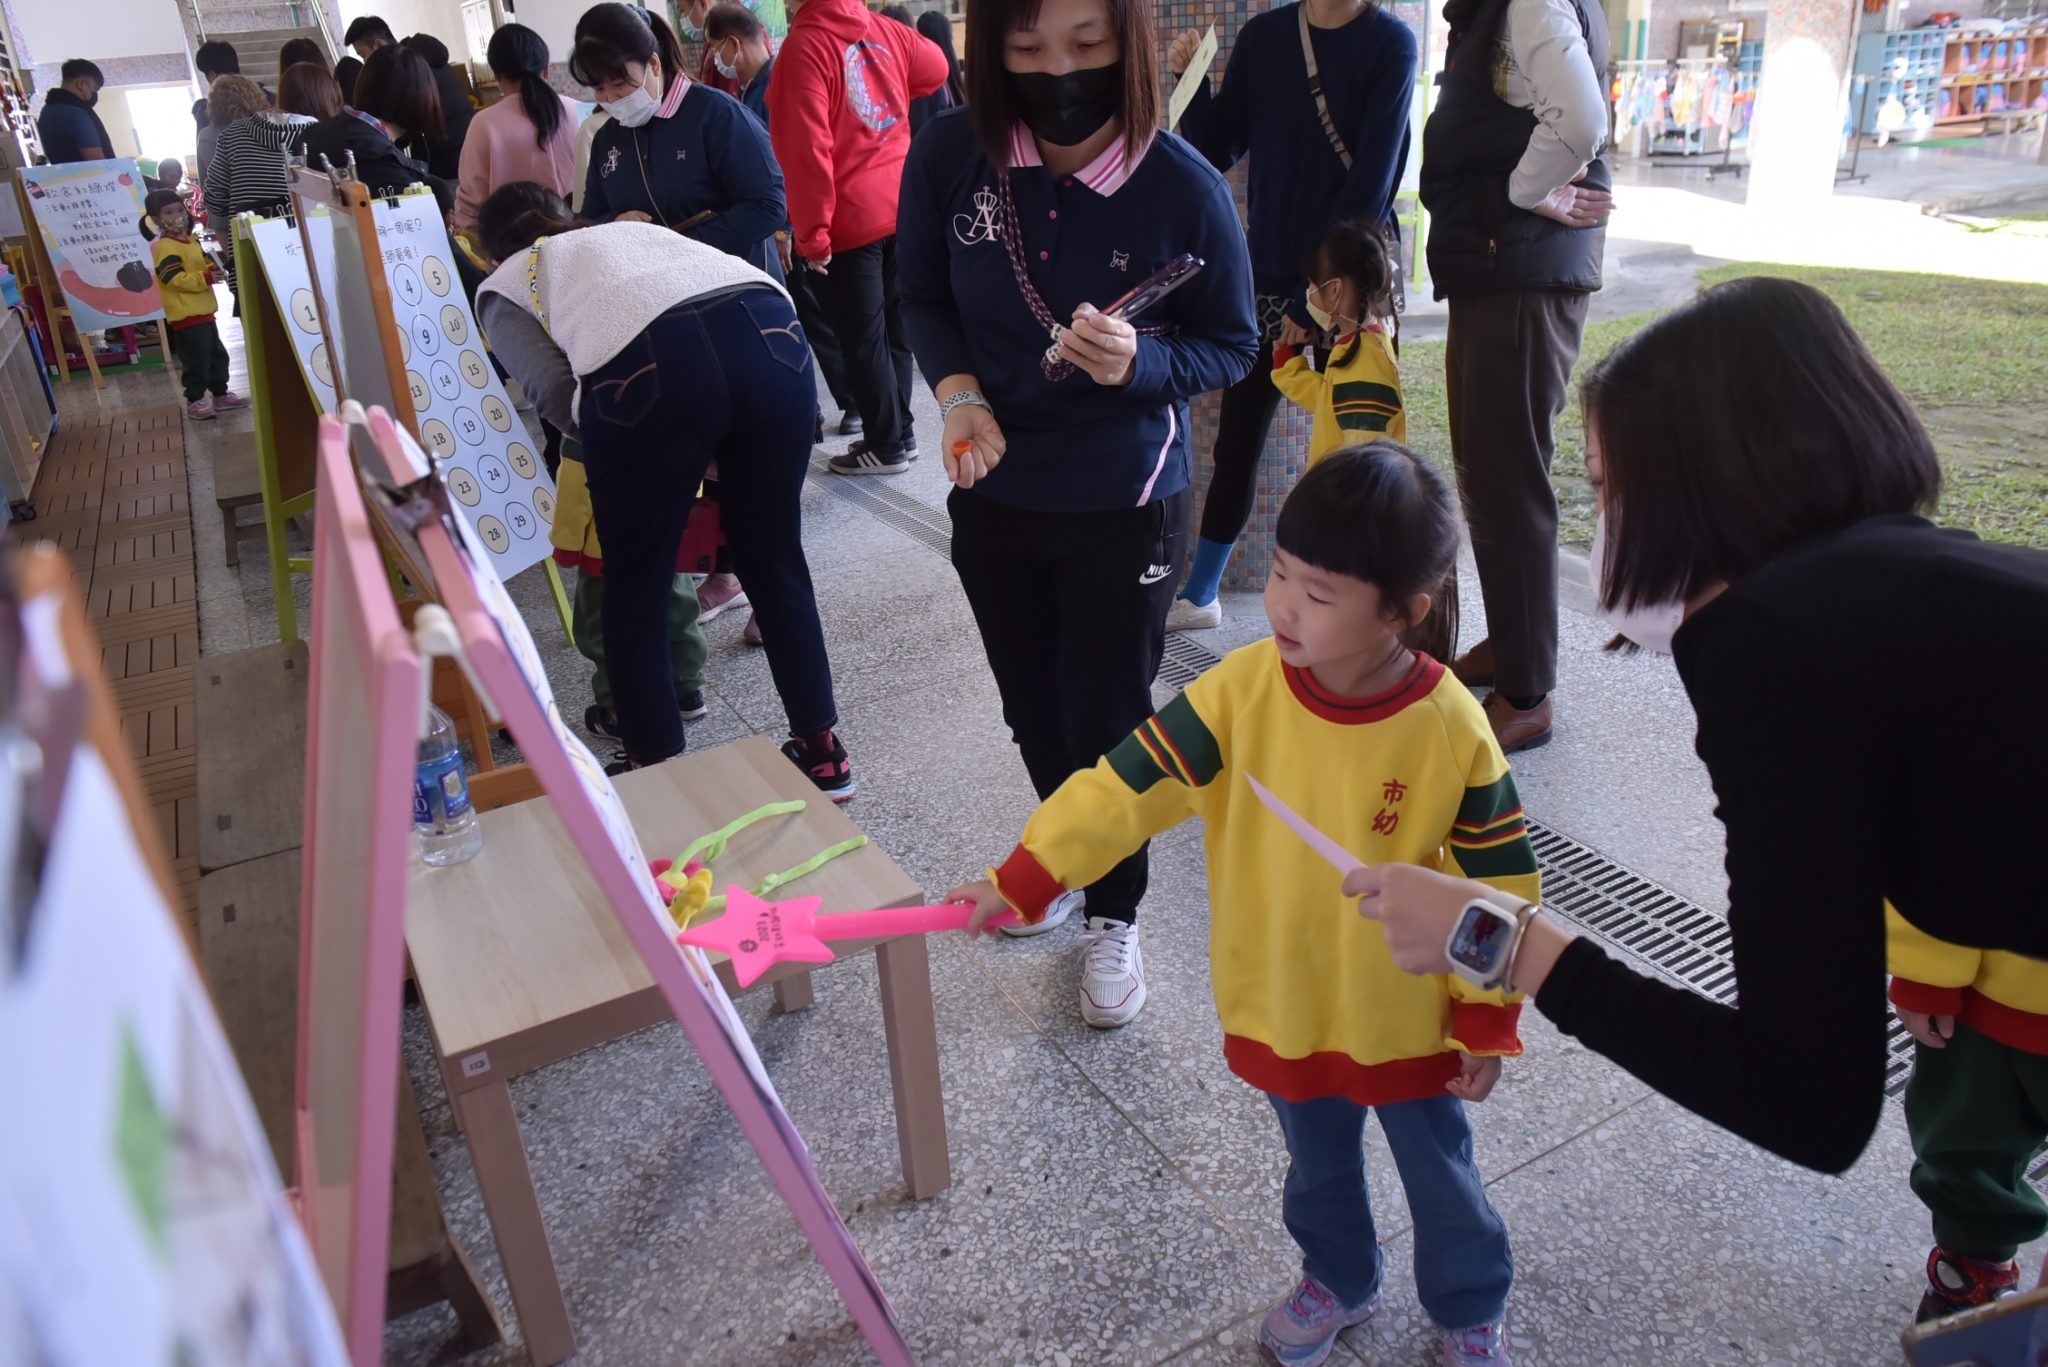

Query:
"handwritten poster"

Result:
[[245, 198, 556, 579], [19, 160, 166, 331]]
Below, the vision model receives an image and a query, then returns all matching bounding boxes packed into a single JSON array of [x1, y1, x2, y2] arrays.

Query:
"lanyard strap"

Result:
[[993, 172, 1168, 384], [525, 237, 550, 335], [1299, 3, 1354, 171]]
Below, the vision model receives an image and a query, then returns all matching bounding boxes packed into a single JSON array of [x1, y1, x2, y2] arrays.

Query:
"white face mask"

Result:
[[1302, 281, 1351, 336], [603, 68, 660, 127], [1590, 510, 1687, 655], [712, 43, 740, 81]]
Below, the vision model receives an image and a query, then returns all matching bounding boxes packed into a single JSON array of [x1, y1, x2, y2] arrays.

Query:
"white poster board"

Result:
[[18, 160, 167, 332], [1168, 27, 1219, 131], [247, 197, 556, 579]]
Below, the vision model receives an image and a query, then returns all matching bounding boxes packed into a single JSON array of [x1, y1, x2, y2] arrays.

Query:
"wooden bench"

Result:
[[197, 851, 503, 1350], [215, 430, 263, 568]]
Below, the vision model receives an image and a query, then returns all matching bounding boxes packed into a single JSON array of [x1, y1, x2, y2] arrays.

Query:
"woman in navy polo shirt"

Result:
[[897, 0, 1257, 1028], [572, 2, 785, 280]]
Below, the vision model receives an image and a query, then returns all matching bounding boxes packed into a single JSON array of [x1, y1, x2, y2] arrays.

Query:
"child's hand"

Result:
[[943, 879, 1013, 938], [1896, 1005, 1955, 1050], [1447, 1053, 1502, 1103]]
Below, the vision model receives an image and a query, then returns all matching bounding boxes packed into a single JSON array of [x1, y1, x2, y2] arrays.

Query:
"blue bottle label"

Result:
[[414, 752, 472, 826]]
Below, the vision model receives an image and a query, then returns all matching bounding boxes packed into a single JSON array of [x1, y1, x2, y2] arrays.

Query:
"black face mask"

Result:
[[1006, 62, 1122, 148]]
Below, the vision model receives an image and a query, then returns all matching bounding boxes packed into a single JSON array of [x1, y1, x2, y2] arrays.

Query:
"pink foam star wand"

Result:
[[1245, 773, 1367, 876], [677, 886, 1021, 988]]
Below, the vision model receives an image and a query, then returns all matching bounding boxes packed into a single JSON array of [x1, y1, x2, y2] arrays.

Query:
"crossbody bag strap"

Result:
[[1300, 3, 1354, 171]]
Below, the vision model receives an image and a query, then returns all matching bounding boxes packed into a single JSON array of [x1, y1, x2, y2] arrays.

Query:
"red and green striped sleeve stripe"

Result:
[[1331, 380, 1401, 435], [1106, 693, 1222, 795], [1447, 772, 1537, 878]]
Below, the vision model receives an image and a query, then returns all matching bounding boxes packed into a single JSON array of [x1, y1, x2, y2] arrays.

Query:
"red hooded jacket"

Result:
[[767, 0, 947, 260]]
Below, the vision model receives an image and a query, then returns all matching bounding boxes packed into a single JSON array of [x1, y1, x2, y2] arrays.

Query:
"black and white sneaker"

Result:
[[836, 411, 863, 436], [828, 440, 911, 476]]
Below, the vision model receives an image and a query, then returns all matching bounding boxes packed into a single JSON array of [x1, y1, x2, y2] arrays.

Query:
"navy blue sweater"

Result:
[[1180, 3, 1417, 309], [582, 83, 784, 276], [897, 112, 1257, 514]]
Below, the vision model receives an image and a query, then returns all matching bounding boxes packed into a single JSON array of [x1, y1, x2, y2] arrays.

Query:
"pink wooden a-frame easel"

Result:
[[293, 417, 427, 1361], [351, 407, 913, 1363]]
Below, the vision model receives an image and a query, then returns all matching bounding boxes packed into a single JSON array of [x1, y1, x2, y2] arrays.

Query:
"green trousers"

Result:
[[1906, 1021, 2048, 1261], [172, 320, 230, 402], [572, 571, 708, 711]]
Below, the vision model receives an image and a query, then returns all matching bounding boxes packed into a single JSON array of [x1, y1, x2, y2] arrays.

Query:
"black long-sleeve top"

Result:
[[1536, 515, 2048, 1173]]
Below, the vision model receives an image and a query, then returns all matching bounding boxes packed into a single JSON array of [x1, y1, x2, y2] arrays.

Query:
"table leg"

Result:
[[874, 933, 951, 1199], [772, 969, 815, 1014], [450, 1081, 576, 1366]]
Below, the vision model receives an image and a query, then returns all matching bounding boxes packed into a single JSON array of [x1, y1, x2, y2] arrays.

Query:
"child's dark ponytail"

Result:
[[488, 24, 564, 152], [1304, 220, 1394, 364]]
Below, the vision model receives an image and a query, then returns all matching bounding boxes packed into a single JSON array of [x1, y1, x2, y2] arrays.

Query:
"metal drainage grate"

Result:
[[808, 462, 954, 559], [803, 464, 1938, 1100]]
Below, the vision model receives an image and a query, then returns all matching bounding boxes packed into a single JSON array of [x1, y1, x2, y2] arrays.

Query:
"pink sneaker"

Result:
[[696, 573, 747, 623], [212, 390, 249, 410], [1444, 1320, 1511, 1366], [743, 611, 763, 646], [186, 398, 216, 421]]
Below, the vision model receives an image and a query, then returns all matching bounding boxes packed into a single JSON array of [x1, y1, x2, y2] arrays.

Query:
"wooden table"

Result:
[[404, 736, 948, 1367]]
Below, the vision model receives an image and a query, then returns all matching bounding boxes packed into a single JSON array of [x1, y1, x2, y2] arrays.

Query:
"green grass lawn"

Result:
[[1399, 263, 2048, 551]]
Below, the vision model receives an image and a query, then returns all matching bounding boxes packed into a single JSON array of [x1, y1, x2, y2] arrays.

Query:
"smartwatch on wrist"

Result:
[[1446, 898, 1537, 992], [939, 389, 991, 423]]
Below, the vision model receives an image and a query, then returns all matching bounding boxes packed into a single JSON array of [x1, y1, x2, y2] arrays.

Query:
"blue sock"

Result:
[[1180, 537, 1235, 607]]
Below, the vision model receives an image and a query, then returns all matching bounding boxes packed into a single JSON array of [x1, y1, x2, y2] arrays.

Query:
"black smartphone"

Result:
[[1102, 253, 1205, 323]]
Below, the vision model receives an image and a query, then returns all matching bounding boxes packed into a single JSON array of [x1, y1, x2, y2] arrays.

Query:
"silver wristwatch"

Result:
[[939, 389, 991, 423]]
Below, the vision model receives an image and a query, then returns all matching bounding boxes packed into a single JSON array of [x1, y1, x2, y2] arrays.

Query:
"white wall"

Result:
[[502, 0, 583, 71], [337, 0, 470, 53], [12, 0, 187, 64]]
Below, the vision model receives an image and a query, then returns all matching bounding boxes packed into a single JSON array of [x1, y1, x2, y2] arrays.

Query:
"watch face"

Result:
[[1448, 903, 1512, 977]]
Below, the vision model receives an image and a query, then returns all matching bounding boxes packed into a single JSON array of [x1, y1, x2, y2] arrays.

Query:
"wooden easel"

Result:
[[232, 213, 319, 643], [11, 176, 103, 388]]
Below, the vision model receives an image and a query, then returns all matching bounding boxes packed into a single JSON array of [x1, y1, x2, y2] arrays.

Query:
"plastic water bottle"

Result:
[[414, 705, 483, 866]]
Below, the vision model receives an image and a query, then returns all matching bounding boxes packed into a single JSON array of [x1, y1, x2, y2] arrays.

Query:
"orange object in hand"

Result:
[[952, 440, 972, 457]]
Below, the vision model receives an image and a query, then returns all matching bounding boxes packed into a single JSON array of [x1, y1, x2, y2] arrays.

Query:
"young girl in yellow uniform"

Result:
[[1271, 221, 1405, 460]]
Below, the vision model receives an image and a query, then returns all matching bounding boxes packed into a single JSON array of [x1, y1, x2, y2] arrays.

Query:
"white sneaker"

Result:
[[1000, 887, 1080, 937], [1078, 917, 1146, 1028], [1165, 596, 1223, 632]]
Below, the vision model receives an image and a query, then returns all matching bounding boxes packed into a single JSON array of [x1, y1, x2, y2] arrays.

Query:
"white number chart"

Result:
[[247, 205, 558, 578]]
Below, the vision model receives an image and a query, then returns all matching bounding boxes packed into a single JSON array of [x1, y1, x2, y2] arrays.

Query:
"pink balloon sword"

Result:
[[1244, 773, 1367, 875], [677, 886, 1020, 988]]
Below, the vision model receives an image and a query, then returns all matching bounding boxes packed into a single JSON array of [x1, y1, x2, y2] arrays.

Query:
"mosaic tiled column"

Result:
[[1745, 0, 1855, 206], [1172, 0, 1429, 592]]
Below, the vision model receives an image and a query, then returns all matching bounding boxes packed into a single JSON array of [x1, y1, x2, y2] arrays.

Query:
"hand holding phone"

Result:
[[1102, 253, 1205, 323]]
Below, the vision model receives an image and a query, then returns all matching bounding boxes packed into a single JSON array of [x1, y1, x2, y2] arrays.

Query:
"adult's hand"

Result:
[[1058, 304, 1137, 387], [1168, 28, 1205, 76], [615, 209, 654, 224], [1276, 314, 1315, 349], [942, 401, 1006, 490], [1344, 863, 1493, 976], [1529, 173, 1614, 229], [808, 252, 832, 277], [1896, 1005, 1956, 1050], [777, 236, 794, 275]]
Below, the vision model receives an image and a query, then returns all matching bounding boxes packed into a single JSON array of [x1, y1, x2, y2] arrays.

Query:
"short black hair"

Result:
[[401, 32, 450, 68], [1583, 275, 1941, 611], [279, 37, 326, 71], [703, 2, 767, 42], [344, 15, 396, 47], [195, 40, 240, 77], [1305, 220, 1393, 327], [570, 2, 686, 91], [1276, 443, 1461, 608], [334, 55, 363, 103], [476, 181, 583, 263], [881, 4, 916, 25], [60, 58, 104, 86], [353, 42, 445, 141]]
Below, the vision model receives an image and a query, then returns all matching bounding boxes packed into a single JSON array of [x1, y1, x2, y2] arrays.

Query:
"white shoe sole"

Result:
[[1166, 598, 1223, 632], [830, 461, 909, 477], [696, 590, 748, 624]]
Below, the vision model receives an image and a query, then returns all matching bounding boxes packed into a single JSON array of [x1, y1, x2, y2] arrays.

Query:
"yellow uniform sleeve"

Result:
[[1270, 348, 1324, 414], [1885, 902, 1981, 1017], [992, 686, 1227, 922], [1328, 331, 1406, 447], [152, 240, 213, 302], [1439, 727, 1541, 1053]]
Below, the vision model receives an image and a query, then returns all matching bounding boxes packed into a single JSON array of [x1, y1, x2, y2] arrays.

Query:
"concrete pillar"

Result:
[[1745, 0, 1857, 207]]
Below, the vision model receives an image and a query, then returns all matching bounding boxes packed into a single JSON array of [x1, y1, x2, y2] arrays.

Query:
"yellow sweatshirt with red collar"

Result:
[[993, 641, 1541, 1105], [1271, 325, 1406, 463], [1889, 905, 2048, 1055]]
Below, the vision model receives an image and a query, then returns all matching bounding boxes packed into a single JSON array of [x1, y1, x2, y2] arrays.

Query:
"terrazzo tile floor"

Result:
[[76, 301, 2033, 1367]]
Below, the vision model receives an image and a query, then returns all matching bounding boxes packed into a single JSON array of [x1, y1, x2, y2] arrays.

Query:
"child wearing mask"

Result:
[[1272, 220, 1406, 461], [144, 189, 247, 420]]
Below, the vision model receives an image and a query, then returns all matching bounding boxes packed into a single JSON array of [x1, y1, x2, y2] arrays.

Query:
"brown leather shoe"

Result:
[[1484, 691, 1552, 754], [1452, 639, 1496, 689]]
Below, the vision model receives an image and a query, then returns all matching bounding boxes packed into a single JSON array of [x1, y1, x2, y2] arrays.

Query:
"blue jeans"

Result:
[[1267, 1091, 1513, 1332], [578, 288, 835, 762]]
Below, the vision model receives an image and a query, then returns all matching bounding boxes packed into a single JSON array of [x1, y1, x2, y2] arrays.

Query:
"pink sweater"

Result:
[[451, 92, 581, 230]]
